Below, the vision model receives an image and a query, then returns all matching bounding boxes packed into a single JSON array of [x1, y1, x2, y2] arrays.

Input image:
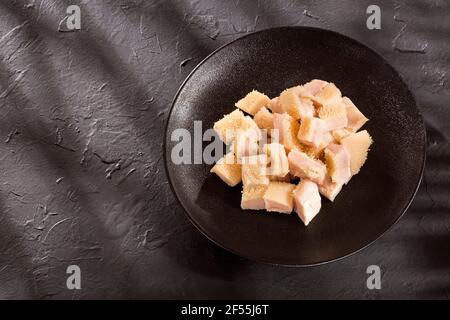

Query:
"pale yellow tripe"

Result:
[[341, 130, 373, 175], [235, 90, 271, 116], [241, 185, 268, 210], [263, 181, 295, 214], [210, 152, 241, 187], [213, 109, 259, 144]]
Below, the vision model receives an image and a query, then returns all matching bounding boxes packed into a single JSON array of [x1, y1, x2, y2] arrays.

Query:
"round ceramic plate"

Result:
[[164, 27, 426, 266]]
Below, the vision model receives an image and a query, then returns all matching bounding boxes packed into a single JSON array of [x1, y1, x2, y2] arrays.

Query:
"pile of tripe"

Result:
[[210, 79, 373, 226]]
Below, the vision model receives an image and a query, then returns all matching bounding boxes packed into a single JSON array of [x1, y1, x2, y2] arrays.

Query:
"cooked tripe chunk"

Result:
[[241, 154, 269, 187], [263, 181, 295, 213], [342, 97, 369, 132], [253, 107, 274, 134], [313, 82, 342, 108], [287, 149, 326, 185], [264, 143, 289, 177], [297, 117, 327, 148], [241, 185, 268, 210], [234, 128, 260, 159], [301, 79, 329, 97], [318, 175, 343, 202], [317, 101, 348, 131], [210, 152, 241, 187], [235, 90, 270, 116], [324, 143, 351, 185], [341, 130, 373, 175], [293, 179, 321, 226], [214, 109, 256, 144], [268, 97, 283, 113], [273, 113, 302, 152], [279, 87, 314, 120]]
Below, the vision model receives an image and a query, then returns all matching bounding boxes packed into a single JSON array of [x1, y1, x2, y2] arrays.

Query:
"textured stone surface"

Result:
[[0, 0, 448, 299]]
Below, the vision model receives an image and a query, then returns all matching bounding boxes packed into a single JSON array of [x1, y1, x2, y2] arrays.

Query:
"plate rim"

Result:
[[163, 26, 427, 267]]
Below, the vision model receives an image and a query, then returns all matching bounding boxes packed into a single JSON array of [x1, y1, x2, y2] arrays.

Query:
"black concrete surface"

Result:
[[0, 0, 448, 299]]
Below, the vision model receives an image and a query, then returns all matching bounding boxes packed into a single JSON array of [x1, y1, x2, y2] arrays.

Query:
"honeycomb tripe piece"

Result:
[[241, 185, 268, 210], [279, 87, 314, 120], [213, 109, 257, 144], [210, 152, 241, 187], [287, 148, 327, 185], [331, 128, 352, 142], [324, 143, 351, 185], [341, 130, 373, 175], [235, 90, 270, 116], [234, 128, 261, 159], [293, 179, 322, 226], [264, 142, 289, 177], [297, 116, 327, 148], [241, 154, 269, 187], [312, 82, 342, 108], [317, 99, 348, 131], [342, 97, 369, 132], [253, 107, 274, 134], [272, 113, 303, 152], [263, 181, 295, 213], [318, 174, 344, 202]]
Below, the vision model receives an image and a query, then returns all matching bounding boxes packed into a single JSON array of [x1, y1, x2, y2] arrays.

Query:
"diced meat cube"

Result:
[[318, 175, 343, 202], [287, 149, 326, 185], [341, 130, 373, 175], [279, 87, 314, 120], [297, 117, 327, 148], [235, 90, 270, 116], [264, 143, 289, 177], [213, 109, 257, 144], [318, 101, 348, 131], [241, 185, 268, 210], [298, 98, 315, 120], [234, 128, 260, 159], [272, 113, 303, 152], [324, 143, 351, 184], [342, 97, 369, 132], [263, 182, 295, 213], [253, 107, 274, 135], [312, 82, 342, 108], [302, 79, 329, 97], [210, 152, 241, 187], [293, 179, 322, 226], [241, 154, 269, 187], [331, 128, 352, 142]]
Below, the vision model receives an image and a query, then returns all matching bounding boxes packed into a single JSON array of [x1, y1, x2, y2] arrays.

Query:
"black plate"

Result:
[[164, 27, 426, 266]]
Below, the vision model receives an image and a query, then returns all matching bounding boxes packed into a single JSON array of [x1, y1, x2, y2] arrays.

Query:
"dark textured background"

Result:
[[0, 0, 448, 299]]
